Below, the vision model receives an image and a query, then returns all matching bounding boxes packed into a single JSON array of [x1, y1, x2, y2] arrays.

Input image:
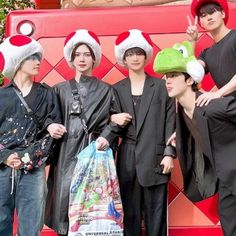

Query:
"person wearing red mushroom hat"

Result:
[[110, 29, 176, 236], [186, 0, 236, 107], [45, 29, 121, 235], [0, 34, 64, 236]]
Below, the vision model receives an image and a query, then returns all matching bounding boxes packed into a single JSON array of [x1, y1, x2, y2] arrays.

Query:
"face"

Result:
[[123, 49, 146, 72], [19, 53, 41, 77], [72, 44, 94, 75], [165, 72, 190, 99], [198, 6, 225, 31]]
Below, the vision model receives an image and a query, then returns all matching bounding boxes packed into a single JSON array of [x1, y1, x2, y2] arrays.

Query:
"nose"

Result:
[[35, 59, 41, 65], [206, 14, 213, 21], [79, 54, 85, 61], [130, 54, 139, 61]]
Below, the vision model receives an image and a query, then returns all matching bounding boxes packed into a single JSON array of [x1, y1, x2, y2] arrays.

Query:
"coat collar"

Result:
[[136, 75, 155, 136], [119, 74, 155, 136]]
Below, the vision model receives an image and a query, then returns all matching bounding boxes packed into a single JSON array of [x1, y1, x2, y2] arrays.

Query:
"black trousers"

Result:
[[218, 182, 236, 236], [119, 173, 168, 236]]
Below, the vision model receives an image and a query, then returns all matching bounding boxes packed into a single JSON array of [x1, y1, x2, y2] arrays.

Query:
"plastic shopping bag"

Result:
[[68, 141, 123, 236]]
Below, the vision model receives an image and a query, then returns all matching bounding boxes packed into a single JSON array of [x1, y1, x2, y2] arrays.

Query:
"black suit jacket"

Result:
[[113, 75, 176, 187], [177, 93, 236, 202]]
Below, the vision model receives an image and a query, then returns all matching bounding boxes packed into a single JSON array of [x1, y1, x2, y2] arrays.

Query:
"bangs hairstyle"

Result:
[[183, 72, 199, 92], [124, 47, 146, 59], [24, 53, 42, 62], [71, 42, 96, 62], [198, 2, 222, 17]]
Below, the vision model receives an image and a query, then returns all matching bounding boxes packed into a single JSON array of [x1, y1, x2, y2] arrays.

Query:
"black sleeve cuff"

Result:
[[163, 145, 176, 158]]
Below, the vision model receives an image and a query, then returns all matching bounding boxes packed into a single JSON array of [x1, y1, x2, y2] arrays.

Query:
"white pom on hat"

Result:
[[0, 34, 43, 80], [186, 60, 205, 83], [64, 29, 101, 68], [115, 29, 153, 67]]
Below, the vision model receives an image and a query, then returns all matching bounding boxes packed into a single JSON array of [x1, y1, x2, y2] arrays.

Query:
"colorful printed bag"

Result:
[[68, 141, 123, 236]]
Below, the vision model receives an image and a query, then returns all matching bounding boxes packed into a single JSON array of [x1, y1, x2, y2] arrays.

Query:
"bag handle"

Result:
[[13, 87, 40, 127], [69, 79, 88, 135]]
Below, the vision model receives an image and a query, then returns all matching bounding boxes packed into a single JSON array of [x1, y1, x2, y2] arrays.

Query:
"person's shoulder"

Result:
[[229, 29, 236, 36], [205, 96, 236, 115], [113, 78, 128, 88], [92, 76, 112, 89], [148, 75, 166, 88], [53, 80, 68, 91], [39, 82, 52, 89], [0, 85, 11, 95]]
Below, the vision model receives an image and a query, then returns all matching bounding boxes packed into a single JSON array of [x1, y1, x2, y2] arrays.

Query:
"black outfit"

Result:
[[177, 92, 236, 236], [0, 81, 61, 167], [45, 76, 120, 235], [0, 81, 61, 236], [113, 75, 176, 236], [199, 29, 236, 96]]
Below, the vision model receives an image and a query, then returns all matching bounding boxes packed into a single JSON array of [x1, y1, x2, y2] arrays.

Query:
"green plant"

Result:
[[0, 0, 35, 85]]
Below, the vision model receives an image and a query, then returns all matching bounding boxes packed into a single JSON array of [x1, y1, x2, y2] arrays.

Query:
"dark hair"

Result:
[[198, 2, 222, 17], [71, 43, 95, 61], [183, 72, 199, 92], [24, 53, 42, 61], [124, 47, 146, 60]]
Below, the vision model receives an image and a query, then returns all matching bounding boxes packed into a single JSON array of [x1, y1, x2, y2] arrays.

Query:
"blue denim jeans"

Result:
[[0, 165, 47, 236]]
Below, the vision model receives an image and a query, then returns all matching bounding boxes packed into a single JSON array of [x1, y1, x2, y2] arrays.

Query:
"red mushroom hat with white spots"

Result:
[[64, 29, 101, 68], [0, 34, 43, 80], [115, 29, 153, 67], [191, 0, 229, 24]]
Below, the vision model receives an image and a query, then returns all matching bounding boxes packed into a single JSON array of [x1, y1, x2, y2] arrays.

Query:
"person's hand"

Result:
[[160, 156, 174, 174], [96, 137, 109, 150], [47, 123, 67, 139], [166, 132, 176, 147], [195, 91, 221, 106], [111, 113, 132, 127], [186, 15, 198, 42], [4, 153, 22, 169]]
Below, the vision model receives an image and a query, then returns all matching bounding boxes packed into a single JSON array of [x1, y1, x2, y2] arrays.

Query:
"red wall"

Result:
[[6, 4, 236, 235]]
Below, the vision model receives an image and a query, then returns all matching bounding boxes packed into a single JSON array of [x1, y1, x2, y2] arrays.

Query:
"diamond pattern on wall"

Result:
[[102, 67, 126, 85], [168, 181, 181, 204], [34, 59, 53, 82], [194, 195, 220, 225], [41, 69, 67, 86], [54, 58, 75, 80], [38, 37, 65, 66], [169, 193, 216, 226]]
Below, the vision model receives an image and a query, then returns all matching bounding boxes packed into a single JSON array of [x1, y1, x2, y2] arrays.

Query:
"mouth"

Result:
[[208, 21, 215, 26], [78, 64, 87, 67]]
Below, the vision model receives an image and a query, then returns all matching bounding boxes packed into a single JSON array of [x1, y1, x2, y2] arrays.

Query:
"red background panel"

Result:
[[6, 3, 236, 235]]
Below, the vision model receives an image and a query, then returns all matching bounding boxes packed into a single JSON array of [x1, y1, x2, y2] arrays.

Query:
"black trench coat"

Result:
[[45, 76, 120, 234]]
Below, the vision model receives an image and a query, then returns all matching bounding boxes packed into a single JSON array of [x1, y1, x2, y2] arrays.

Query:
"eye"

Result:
[[176, 45, 188, 58]]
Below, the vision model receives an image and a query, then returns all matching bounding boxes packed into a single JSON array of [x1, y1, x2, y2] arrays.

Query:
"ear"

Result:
[[222, 11, 225, 19], [186, 77, 195, 86]]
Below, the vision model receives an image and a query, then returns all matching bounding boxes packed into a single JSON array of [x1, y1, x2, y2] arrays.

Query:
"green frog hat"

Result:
[[153, 41, 205, 83]]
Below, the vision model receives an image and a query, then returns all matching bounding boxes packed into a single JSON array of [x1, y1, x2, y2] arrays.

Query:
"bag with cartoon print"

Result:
[[68, 141, 123, 236]]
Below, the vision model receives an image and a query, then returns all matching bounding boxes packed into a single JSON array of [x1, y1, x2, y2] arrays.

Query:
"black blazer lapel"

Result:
[[119, 79, 136, 127], [193, 107, 214, 163], [136, 76, 155, 136]]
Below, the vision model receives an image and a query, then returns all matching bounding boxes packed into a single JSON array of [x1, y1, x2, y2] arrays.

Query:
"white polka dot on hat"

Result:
[[115, 29, 153, 67], [64, 29, 101, 68], [0, 34, 43, 80]]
